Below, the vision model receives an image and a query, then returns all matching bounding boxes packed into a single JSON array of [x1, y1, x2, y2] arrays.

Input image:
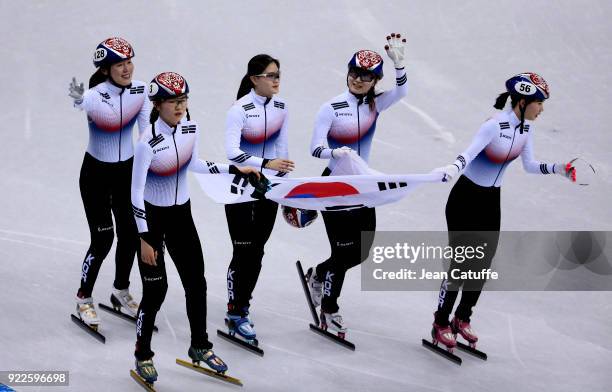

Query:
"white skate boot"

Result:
[[111, 288, 140, 317], [320, 311, 347, 339], [76, 296, 101, 329], [306, 268, 323, 308]]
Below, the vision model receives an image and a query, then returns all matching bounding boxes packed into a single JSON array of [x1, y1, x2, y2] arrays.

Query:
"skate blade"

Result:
[[98, 303, 159, 332], [309, 324, 355, 350], [422, 339, 462, 365], [70, 314, 105, 344], [130, 369, 156, 391], [456, 341, 487, 360], [217, 329, 264, 356], [227, 328, 259, 346], [296, 261, 320, 325], [176, 358, 243, 387]]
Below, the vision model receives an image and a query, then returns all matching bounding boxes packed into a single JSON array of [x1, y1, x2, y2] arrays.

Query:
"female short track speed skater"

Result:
[[307, 34, 408, 337], [68, 37, 150, 329], [130, 72, 259, 383], [428, 72, 577, 352], [222, 54, 294, 343]]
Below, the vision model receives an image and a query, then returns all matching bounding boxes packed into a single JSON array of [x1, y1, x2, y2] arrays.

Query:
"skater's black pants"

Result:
[[436, 175, 500, 325], [135, 200, 211, 360], [316, 204, 376, 314], [78, 152, 138, 298], [225, 199, 278, 315]]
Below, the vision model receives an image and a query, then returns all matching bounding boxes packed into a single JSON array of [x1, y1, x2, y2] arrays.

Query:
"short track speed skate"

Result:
[[296, 260, 355, 350]]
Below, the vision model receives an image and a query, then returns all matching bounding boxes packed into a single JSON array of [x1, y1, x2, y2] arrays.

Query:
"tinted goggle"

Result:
[[254, 71, 281, 81], [348, 67, 377, 82]]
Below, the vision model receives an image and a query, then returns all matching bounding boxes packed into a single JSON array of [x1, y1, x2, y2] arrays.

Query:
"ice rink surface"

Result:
[[0, 1, 611, 391]]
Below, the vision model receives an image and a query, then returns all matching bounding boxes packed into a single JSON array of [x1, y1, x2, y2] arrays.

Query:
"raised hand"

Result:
[[384, 33, 407, 68], [69, 77, 85, 105]]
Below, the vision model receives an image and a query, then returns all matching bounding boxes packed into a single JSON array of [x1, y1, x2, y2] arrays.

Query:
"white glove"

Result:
[[69, 77, 85, 105], [555, 162, 576, 182], [331, 146, 354, 159], [432, 164, 460, 183], [384, 33, 406, 68]]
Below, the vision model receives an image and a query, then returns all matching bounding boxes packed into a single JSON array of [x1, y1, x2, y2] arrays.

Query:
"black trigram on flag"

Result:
[[230, 175, 249, 195], [377, 182, 408, 191]]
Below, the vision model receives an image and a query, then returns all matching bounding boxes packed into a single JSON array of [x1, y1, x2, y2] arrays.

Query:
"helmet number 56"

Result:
[[519, 83, 532, 93]]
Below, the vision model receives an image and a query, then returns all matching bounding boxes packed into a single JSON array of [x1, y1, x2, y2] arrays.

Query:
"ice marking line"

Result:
[[506, 314, 527, 368], [266, 343, 443, 391], [373, 138, 402, 150], [348, 327, 409, 344], [0, 228, 87, 245], [399, 100, 455, 143], [0, 236, 81, 255], [161, 311, 177, 341]]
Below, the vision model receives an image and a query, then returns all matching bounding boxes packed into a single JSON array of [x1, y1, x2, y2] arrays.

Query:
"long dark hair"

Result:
[[365, 84, 379, 111], [494, 92, 525, 110], [89, 68, 108, 88], [494, 92, 536, 134], [150, 106, 160, 125], [236, 54, 280, 100]]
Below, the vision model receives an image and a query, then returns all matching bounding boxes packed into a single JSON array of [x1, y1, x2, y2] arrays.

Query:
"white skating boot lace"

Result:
[[113, 288, 139, 317], [307, 269, 323, 308], [323, 312, 347, 333], [76, 297, 100, 325]]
